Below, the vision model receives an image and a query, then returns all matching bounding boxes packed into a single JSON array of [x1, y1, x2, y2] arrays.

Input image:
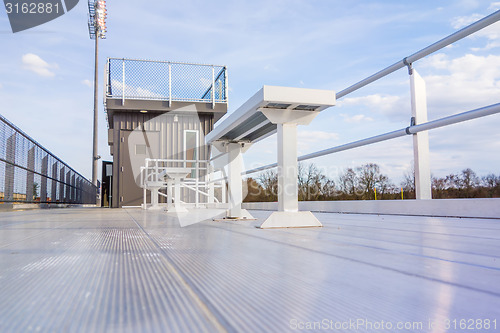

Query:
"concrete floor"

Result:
[[0, 207, 499, 332]]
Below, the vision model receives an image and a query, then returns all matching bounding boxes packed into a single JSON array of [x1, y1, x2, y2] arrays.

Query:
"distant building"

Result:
[[104, 58, 227, 207]]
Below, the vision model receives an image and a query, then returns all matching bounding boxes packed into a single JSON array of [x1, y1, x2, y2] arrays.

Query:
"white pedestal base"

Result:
[[226, 209, 254, 219], [259, 211, 322, 229], [166, 206, 189, 214]]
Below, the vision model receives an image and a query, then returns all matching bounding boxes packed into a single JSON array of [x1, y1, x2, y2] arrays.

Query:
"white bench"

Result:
[[206, 85, 335, 228]]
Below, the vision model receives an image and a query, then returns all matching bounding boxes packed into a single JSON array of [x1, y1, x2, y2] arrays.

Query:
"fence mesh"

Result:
[[106, 58, 227, 103], [0, 115, 97, 205]]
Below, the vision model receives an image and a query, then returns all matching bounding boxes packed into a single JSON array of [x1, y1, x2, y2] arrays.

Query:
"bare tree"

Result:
[[298, 163, 335, 200], [356, 163, 383, 200], [432, 176, 446, 199], [338, 168, 358, 199], [243, 178, 265, 202], [401, 165, 415, 197], [257, 169, 278, 201], [482, 173, 500, 197], [459, 168, 480, 197], [378, 174, 395, 199]]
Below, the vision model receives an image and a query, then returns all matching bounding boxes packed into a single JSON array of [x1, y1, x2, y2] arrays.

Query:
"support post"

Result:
[[167, 179, 173, 210], [66, 171, 71, 202], [226, 143, 253, 218], [4, 133, 16, 202], [221, 179, 226, 204], [59, 168, 65, 202], [259, 108, 323, 228], [51, 162, 58, 202], [150, 188, 160, 209], [26, 147, 35, 201], [92, 35, 99, 188], [277, 123, 299, 212], [410, 69, 432, 200], [40, 156, 48, 206], [208, 165, 215, 204]]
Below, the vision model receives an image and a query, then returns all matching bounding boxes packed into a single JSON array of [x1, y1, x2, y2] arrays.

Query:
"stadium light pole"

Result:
[[88, 0, 107, 189]]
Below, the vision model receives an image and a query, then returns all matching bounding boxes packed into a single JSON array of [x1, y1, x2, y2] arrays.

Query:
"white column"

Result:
[[174, 178, 182, 210], [277, 123, 298, 212], [150, 188, 159, 208], [227, 143, 243, 216], [410, 69, 432, 200], [208, 165, 215, 204], [259, 110, 322, 229], [226, 143, 253, 218], [167, 179, 173, 210], [171, 176, 188, 213], [221, 179, 226, 204]]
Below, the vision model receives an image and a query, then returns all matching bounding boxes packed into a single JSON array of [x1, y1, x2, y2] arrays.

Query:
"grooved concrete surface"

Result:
[[0, 208, 499, 332]]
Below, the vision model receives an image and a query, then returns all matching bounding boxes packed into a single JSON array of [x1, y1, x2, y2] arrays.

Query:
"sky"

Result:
[[1, 0, 500, 186]]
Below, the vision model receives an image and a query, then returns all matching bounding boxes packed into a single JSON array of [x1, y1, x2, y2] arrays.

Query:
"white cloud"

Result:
[[489, 2, 500, 10], [298, 130, 339, 141], [297, 130, 339, 152], [339, 94, 403, 111], [337, 94, 408, 121], [421, 53, 500, 116], [21, 53, 56, 77], [450, 13, 500, 51], [340, 113, 374, 123], [451, 13, 483, 29], [81, 79, 92, 88]]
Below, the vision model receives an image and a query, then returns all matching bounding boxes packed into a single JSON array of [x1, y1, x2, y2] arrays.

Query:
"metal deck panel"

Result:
[[1, 208, 500, 332]]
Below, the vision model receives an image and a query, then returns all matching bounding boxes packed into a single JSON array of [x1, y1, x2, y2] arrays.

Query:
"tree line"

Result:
[[243, 163, 500, 202]]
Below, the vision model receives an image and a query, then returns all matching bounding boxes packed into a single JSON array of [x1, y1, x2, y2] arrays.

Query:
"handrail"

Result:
[[107, 57, 226, 68], [244, 102, 500, 176], [181, 183, 220, 203], [201, 67, 227, 100], [0, 114, 93, 187], [337, 9, 500, 99]]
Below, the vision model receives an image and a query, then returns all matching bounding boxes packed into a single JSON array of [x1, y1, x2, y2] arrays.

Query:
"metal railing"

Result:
[[140, 158, 226, 207], [243, 10, 500, 183], [105, 58, 227, 106], [0, 114, 97, 204]]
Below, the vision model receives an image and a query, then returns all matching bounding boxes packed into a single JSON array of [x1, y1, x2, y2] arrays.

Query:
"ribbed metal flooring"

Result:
[[1, 208, 500, 332]]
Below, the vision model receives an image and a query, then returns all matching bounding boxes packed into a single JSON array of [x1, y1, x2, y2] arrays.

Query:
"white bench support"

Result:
[[226, 143, 254, 218], [150, 186, 162, 210], [165, 168, 191, 213], [259, 109, 322, 228]]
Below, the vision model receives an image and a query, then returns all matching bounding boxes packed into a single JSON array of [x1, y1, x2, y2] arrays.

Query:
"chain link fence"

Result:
[[106, 58, 227, 103], [0, 114, 97, 205]]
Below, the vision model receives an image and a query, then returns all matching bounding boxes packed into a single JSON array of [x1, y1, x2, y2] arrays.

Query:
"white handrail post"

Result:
[[208, 165, 215, 204], [168, 63, 172, 107], [155, 159, 159, 183], [195, 158, 199, 208], [211, 66, 215, 109], [167, 179, 173, 210], [409, 68, 432, 200], [224, 67, 228, 103], [221, 179, 226, 204], [122, 59, 125, 106], [141, 166, 146, 210]]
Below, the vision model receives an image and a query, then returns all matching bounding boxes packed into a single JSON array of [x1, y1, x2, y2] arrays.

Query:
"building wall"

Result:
[[110, 111, 214, 207]]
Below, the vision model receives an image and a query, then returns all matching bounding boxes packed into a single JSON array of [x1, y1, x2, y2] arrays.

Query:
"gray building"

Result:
[[104, 58, 227, 207]]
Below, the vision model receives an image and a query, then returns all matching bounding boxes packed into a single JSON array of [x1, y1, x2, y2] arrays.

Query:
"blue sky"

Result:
[[1, 0, 500, 185]]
